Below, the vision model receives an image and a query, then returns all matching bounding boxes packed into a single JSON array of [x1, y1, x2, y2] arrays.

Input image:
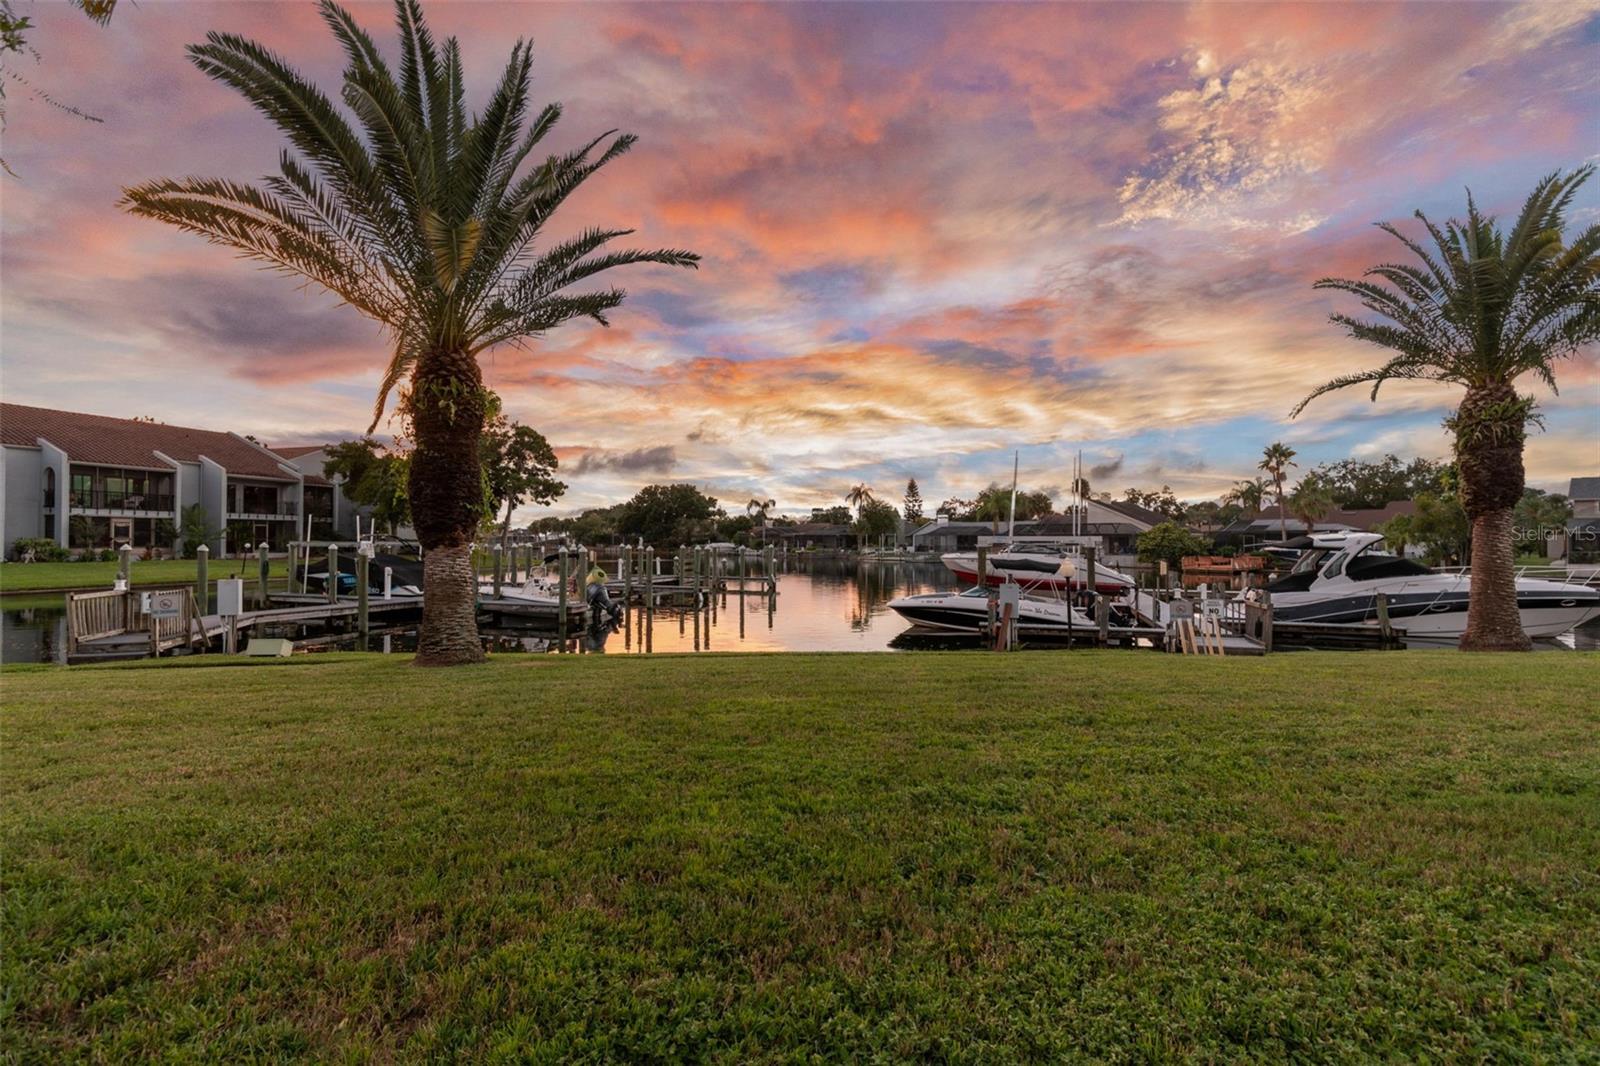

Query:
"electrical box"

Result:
[[217, 578, 245, 616], [996, 583, 1021, 612]]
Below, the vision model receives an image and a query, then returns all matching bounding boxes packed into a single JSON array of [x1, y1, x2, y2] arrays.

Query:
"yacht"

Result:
[[887, 585, 1095, 633], [1256, 532, 1600, 641], [941, 541, 1136, 594]]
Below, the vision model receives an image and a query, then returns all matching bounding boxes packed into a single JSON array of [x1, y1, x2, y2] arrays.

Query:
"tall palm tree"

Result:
[[121, 0, 698, 664], [746, 497, 774, 545], [1258, 443, 1297, 541], [1293, 168, 1600, 651], [845, 484, 874, 515], [845, 484, 874, 548]]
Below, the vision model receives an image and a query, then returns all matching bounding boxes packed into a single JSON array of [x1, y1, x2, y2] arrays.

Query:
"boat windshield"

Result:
[[1000, 542, 1070, 556], [1289, 548, 1329, 576]]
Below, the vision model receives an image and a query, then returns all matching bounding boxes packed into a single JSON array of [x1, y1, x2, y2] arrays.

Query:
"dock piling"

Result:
[[195, 544, 209, 606], [493, 548, 503, 600], [327, 545, 339, 605], [558, 548, 569, 651], [357, 552, 370, 647], [257, 543, 270, 609], [645, 547, 655, 653]]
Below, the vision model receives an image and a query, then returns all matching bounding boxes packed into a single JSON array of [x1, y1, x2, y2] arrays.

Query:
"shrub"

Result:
[[11, 538, 68, 562], [1137, 521, 1213, 569]]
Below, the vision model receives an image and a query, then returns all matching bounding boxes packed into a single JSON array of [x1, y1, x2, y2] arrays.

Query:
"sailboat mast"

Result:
[[1006, 451, 1019, 542]]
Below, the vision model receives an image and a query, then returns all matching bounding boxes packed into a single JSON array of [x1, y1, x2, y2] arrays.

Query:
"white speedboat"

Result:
[[1257, 532, 1600, 641], [887, 586, 1096, 633], [941, 541, 1135, 594], [480, 573, 566, 605]]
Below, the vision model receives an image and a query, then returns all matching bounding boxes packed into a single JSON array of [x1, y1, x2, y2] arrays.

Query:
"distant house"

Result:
[[1215, 500, 1418, 547], [0, 403, 343, 557], [1567, 476, 1600, 568], [910, 519, 1010, 553], [773, 522, 853, 550], [910, 499, 1160, 565]]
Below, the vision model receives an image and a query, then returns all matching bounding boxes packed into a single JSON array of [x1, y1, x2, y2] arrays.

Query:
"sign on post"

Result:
[[149, 590, 184, 620]]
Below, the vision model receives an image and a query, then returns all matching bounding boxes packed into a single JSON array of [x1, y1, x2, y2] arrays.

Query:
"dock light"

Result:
[[1056, 559, 1076, 577]]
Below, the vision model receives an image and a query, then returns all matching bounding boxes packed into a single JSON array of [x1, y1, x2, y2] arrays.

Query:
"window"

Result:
[[239, 484, 281, 514]]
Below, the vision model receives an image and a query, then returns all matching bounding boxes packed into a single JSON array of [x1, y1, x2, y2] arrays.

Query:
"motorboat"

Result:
[[941, 541, 1136, 594], [1254, 531, 1600, 641], [480, 572, 566, 605], [887, 585, 1095, 633]]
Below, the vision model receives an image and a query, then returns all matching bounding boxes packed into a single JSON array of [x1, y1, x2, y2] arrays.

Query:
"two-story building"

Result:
[[1, 403, 339, 557], [1566, 476, 1600, 569]]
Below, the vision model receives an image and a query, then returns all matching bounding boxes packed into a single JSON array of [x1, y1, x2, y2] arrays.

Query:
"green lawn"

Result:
[[0, 558, 288, 594], [4, 652, 1597, 1061]]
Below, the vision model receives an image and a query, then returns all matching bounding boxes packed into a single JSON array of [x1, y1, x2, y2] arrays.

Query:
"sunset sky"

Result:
[[2, 0, 1597, 519]]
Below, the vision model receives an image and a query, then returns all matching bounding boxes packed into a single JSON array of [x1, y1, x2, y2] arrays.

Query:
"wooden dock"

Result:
[[66, 587, 424, 661]]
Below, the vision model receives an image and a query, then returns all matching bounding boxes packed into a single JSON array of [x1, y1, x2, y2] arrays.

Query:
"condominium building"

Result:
[[0, 403, 347, 556]]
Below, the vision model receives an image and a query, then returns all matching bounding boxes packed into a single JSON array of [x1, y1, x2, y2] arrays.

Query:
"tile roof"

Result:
[[0, 403, 297, 480], [270, 444, 325, 459]]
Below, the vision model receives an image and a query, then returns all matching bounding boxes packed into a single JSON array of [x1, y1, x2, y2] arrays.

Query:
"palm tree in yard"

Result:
[[1293, 168, 1600, 651], [1286, 479, 1334, 535], [1258, 443, 1297, 541], [845, 484, 874, 548], [846, 484, 874, 516], [1223, 477, 1268, 516], [121, 0, 698, 664], [746, 497, 775, 545]]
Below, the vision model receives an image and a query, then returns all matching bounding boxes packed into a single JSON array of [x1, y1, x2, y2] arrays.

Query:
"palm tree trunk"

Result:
[[1460, 509, 1529, 651], [408, 348, 489, 666], [1456, 382, 1532, 652], [1277, 475, 1288, 540]]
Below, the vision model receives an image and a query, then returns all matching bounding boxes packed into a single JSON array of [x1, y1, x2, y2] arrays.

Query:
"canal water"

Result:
[[5, 556, 1598, 662]]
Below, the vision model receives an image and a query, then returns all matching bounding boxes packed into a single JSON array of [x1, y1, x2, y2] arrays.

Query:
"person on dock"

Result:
[[585, 567, 622, 629]]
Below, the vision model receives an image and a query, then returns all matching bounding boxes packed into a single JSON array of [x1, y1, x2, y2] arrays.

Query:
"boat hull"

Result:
[[1270, 587, 1600, 641], [941, 554, 1134, 595], [887, 592, 1089, 633]]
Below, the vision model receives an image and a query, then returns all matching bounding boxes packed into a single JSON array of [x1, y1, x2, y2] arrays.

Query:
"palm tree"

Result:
[[1223, 477, 1268, 516], [121, 0, 698, 664], [1258, 443, 1297, 542], [1286, 479, 1334, 535], [746, 497, 775, 545], [1293, 168, 1600, 651], [845, 484, 874, 549]]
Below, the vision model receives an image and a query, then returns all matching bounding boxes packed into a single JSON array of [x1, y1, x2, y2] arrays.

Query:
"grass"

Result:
[[4, 652, 1597, 1061], [0, 558, 289, 594]]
